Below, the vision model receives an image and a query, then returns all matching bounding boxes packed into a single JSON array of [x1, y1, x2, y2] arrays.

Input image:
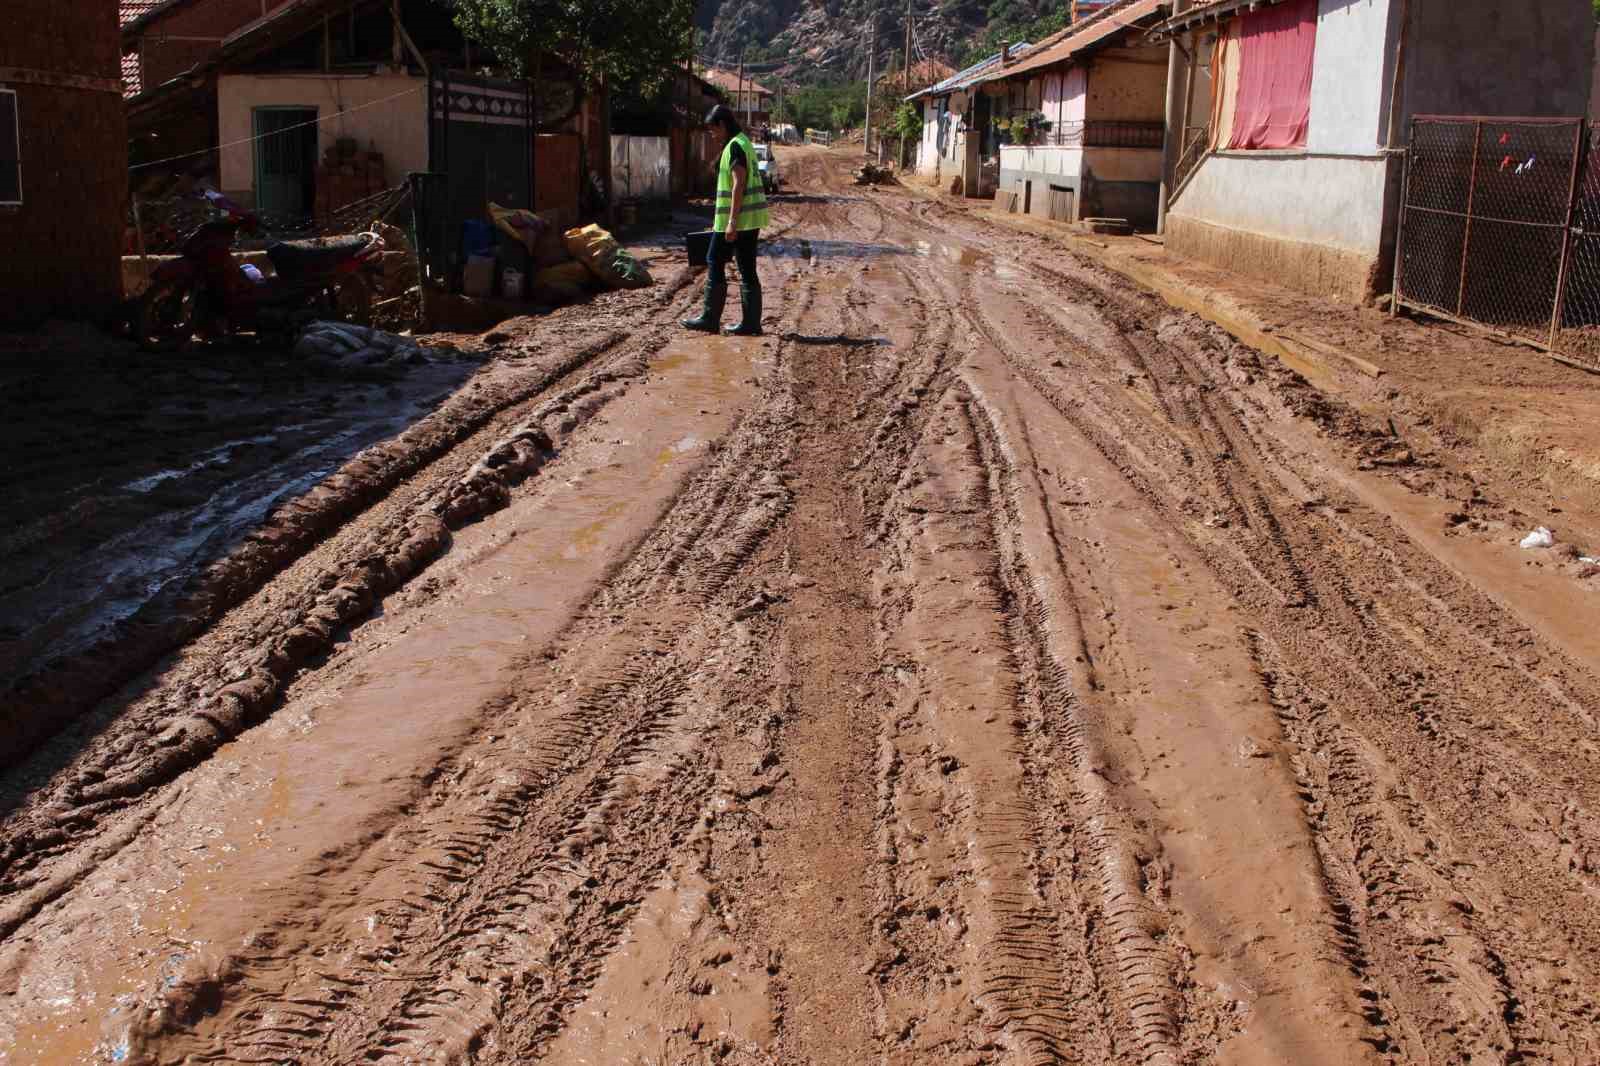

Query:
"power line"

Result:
[[129, 84, 425, 172]]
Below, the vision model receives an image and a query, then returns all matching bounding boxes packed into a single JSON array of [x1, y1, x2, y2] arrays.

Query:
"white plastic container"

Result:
[[502, 268, 524, 300]]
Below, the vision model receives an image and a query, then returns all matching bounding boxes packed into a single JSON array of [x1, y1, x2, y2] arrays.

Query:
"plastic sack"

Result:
[[1520, 526, 1555, 549], [533, 261, 593, 288], [563, 223, 654, 290], [532, 260, 595, 305], [489, 203, 569, 267], [489, 202, 546, 254]]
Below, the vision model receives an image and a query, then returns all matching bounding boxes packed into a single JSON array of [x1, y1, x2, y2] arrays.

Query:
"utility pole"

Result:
[[864, 20, 874, 158], [738, 46, 748, 129], [902, 0, 912, 168], [903, 0, 912, 99], [1157, 0, 1190, 234], [683, 27, 694, 201]]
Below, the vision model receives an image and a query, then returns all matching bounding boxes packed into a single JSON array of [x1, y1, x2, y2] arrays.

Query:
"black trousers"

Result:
[[707, 228, 761, 292]]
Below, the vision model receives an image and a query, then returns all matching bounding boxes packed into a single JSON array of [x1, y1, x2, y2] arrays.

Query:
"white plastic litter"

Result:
[[1520, 526, 1555, 550], [293, 321, 463, 378]]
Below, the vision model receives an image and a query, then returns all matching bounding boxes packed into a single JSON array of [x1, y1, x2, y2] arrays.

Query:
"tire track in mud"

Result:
[[0, 267, 710, 775], [14, 150, 1600, 1065], [121, 270, 817, 1066], [915, 195, 1600, 1061], [0, 330, 678, 907], [822, 183, 1207, 1062], [872, 391, 1111, 1064], [961, 387, 1206, 1065], [1018, 249, 1600, 1062], [794, 175, 1222, 1063]]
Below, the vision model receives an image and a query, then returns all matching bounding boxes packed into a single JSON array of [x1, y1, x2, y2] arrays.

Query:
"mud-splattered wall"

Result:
[[0, 0, 127, 325]]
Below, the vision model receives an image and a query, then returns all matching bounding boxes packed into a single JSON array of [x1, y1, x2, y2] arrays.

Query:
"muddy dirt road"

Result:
[[5, 147, 1600, 1064]]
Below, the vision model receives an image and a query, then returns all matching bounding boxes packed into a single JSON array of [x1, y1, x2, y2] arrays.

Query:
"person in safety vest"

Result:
[[683, 104, 770, 336]]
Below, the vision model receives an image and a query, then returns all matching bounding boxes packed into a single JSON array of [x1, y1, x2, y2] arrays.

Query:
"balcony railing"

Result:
[[1027, 121, 1165, 150]]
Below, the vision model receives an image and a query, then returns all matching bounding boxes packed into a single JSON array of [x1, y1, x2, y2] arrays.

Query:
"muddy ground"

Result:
[[4, 146, 1600, 1064]]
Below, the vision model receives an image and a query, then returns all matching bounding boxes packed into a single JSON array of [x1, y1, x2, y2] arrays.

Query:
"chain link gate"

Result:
[[1393, 116, 1584, 351], [1391, 115, 1600, 370], [1554, 125, 1600, 364]]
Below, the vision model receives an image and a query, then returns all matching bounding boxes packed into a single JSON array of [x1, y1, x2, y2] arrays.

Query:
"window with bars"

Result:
[[0, 89, 19, 206]]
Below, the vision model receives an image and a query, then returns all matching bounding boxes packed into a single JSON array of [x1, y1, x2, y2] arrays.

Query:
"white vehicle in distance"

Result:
[[753, 143, 781, 194]]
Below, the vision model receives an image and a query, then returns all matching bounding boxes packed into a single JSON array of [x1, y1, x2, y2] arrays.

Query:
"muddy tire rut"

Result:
[[4, 149, 1600, 1065]]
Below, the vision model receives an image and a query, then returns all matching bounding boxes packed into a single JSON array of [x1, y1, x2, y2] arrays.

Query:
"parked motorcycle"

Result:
[[135, 190, 385, 352]]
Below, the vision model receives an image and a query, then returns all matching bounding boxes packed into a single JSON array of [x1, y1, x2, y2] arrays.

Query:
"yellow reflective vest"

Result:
[[713, 132, 770, 232]]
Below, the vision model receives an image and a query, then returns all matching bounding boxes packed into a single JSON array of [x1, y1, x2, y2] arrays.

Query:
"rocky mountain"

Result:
[[694, 0, 1063, 85]]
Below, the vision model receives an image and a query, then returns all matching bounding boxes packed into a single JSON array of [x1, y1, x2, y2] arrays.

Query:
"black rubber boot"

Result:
[[682, 281, 727, 332], [724, 284, 763, 336]]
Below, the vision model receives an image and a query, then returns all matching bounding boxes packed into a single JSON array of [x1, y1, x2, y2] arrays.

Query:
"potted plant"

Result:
[[1008, 112, 1053, 147]]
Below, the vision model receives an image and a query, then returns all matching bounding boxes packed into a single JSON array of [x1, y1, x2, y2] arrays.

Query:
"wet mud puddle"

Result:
[[0, 365, 474, 683], [0, 336, 764, 1063]]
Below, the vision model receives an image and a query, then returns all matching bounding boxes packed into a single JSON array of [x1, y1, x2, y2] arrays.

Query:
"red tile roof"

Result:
[[700, 67, 775, 99], [120, 0, 169, 28], [877, 57, 958, 93], [121, 51, 143, 97]]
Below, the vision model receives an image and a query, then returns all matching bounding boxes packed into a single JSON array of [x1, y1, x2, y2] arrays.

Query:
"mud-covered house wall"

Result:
[[1167, 0, 1596, 305], [0, 0, 128, 326]]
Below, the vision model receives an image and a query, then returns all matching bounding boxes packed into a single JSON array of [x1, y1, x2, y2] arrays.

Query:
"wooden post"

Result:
[[1456, 120, 1481, 317], [1156, 0, 1190, 233], [1550, 121, 1586, 349], [738, 49, 748, 128], [903, 0, 912, 99], [133, 193, 151, 290], [532, 50, 541, 213], [864, 20, 875, 159], [601, 75, 614, 228]]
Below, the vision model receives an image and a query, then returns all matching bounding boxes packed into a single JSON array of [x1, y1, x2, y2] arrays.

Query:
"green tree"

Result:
[[450, 0, 697, 93], [893, 102, 924, 143], [775, 80, 867, 132], [958, 1, 1069, 67]]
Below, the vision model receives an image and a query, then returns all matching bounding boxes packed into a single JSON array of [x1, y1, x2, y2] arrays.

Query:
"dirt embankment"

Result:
[[2, 147, 1600, 1065]]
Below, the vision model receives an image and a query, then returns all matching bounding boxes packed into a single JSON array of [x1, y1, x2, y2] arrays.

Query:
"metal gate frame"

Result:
[[1392, 115, 1593, 366]]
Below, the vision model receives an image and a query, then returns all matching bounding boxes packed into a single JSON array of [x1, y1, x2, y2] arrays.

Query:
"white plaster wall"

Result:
[[218, 73, 428, 198], [918, 98, 968, 177], [1171, 153, 1390, 252], [1044, 66, 1087, 131], [919, 100, 941, 174], [1000, 145, 1083, 178], [1306, 0, 1395, 154]]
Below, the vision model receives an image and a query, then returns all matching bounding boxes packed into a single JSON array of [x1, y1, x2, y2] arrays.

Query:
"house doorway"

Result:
[[252, 107, 317, 221]]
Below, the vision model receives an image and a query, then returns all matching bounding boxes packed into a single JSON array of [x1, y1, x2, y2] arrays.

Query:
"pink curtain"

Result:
[[1227, 0, 1317, 150]]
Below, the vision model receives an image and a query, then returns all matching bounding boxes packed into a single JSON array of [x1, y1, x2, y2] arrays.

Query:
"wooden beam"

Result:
[[0, 66, 123, 94]]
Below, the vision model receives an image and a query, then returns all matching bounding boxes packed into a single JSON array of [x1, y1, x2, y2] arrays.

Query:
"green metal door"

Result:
[[252, 107, 316, 221]]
